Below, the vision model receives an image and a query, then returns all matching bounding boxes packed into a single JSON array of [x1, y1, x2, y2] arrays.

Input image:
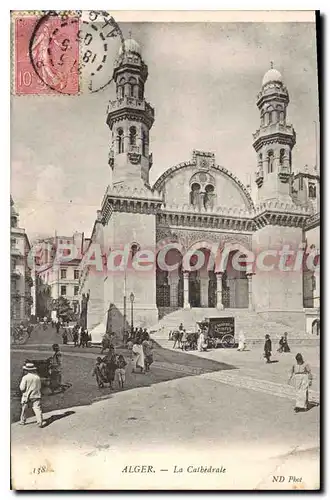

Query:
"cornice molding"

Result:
[[304, 212, 320, 231], [101, 184, 163, 224]]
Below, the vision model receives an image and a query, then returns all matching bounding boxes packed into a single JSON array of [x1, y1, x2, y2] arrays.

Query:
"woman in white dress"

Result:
[[237, 331, 246, 351], [288, 353, 313, 412], [197, 330, 207, 352], [132, 340, 145, 373]]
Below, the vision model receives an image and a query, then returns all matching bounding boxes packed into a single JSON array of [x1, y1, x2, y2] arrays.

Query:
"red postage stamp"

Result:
[[14, 14, 79, 95]]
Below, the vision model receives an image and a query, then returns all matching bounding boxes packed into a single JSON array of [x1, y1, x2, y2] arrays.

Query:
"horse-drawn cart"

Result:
[[197, 317, 236, 349]]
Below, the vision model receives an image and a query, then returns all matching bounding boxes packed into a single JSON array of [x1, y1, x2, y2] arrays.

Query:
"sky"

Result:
[[11, 19, 319, 241]]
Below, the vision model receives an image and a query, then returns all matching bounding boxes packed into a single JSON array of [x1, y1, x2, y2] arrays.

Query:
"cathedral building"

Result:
[[79, 39, 320, 341]]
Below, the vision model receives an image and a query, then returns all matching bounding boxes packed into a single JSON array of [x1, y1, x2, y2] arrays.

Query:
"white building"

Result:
[[37, 232, 86, 316], [10, 197, 33, 322]]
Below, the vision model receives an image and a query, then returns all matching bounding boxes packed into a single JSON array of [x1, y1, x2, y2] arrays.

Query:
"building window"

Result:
[[138, 84, 144, 100], [60, 285, 67, 296], [267, 150, 274, 173], [118, 78, 125, 99], [60, 269, 67, 279], [142, 130, 147, 156], [11, 238, 17, 249], [117, 128, 124, 154], [131, 244, 140, 260], [279, 149, 285, 166], [190, 183, 201, 207], [268, 107, 274, 124], [299, 177, 304, 190], [129, 126, 137, 146], [129, 77, 137, 97], [311, 275, 316, 291], [74, 286, 79, 296], [309, 183, 316, 198], [204, 184, 215, 210], [74, 270, 80, 280]]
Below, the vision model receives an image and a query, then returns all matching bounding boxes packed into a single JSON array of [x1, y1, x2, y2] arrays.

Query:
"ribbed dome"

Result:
[[119, 38, 141, 57], [262, 67, 283, 87]]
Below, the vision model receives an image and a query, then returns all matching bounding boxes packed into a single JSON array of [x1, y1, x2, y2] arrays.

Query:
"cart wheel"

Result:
[[221, 334, 235, 348]]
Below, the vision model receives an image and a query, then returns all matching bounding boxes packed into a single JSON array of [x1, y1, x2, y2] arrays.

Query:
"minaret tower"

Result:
[[253, 63, 296, 201], [106, 37, 154, 187]]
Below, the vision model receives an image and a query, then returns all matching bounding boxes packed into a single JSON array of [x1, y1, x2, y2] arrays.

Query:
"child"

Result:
[[115, 354, 127, 389], [92, 357, 108, 388]]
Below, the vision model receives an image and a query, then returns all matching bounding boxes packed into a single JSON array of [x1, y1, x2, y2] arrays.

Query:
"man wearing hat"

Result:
[[19, 361, 43, 427]]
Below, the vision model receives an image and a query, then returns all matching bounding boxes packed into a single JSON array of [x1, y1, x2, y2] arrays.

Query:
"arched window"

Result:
[[129, 77, 137, 97], [117, 128, 124, 154], [142, 130, 147, 156], [204, 184, 215, 210], [267, 150, 274, 173], [118, 78, 125, 99], [272, 110, 277, 123], [268, 107, 274, 124], [129, 126, 137, 146], [130, 243, 140, 261], [276, 105, 282, 122], [309, 183, 316, 198], [279, 148, 285, 166], [312, 319, 320, 336], [264, 113, 269, 126], [258, 153, 263, 165], [280, 111, 285, 122], [138, 84, 144, 100], [190, 183, 201, 207]]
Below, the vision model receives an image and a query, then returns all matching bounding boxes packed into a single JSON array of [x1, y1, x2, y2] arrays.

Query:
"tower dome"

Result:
[[119, 38, 141, 57], [262, 66, 283, 87]]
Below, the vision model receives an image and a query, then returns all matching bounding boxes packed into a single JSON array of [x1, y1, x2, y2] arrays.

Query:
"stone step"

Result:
[[151, 307, 310, 341]]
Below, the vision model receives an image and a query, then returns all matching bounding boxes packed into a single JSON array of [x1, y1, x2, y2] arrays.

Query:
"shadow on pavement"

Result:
[[307, 401, 319, 411], [43, 410, 75, 428], [11, 342, 237, 423]]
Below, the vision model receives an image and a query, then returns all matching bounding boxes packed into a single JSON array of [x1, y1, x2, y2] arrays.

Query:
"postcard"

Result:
[[10, 10, 320, 490]]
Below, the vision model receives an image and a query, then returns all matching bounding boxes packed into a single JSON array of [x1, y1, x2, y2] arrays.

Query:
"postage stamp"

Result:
[[14, 13, 80, 95], [13, 10, 125, 95]]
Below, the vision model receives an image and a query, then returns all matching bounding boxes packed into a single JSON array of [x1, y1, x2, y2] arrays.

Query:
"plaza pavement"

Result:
[[11, 328, 320, 490]]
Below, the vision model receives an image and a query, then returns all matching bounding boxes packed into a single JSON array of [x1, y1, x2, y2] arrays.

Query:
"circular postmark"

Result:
[[28, 10, 125, 94], [78, 10, 125, 93]]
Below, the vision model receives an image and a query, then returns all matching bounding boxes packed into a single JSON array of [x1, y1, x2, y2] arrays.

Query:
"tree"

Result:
[[52, 296, 76, 322]]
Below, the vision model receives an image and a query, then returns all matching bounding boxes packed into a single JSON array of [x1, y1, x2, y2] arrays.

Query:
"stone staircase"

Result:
[[151, 308, 319, 346]]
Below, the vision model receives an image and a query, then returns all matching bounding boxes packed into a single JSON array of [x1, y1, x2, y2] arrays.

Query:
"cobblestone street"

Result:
[[11, 326, 320, 490]]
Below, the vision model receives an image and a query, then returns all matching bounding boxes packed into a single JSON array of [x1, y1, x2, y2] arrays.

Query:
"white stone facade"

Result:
[[79, 42, 320, 339]]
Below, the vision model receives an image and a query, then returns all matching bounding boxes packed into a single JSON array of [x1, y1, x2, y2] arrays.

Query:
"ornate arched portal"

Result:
[[156, 245, 250, 310]]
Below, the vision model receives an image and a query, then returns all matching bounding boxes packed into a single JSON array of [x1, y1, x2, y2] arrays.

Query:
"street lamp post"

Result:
[[130, 292, 135, 335], [123, 271, 127, 341]]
